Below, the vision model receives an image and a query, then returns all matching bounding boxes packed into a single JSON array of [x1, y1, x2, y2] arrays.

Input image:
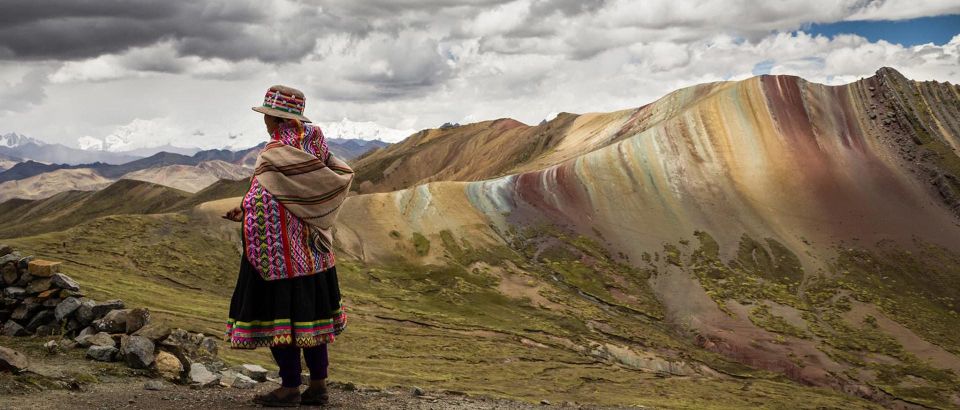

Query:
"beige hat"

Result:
[[251, 85, 312, 122]]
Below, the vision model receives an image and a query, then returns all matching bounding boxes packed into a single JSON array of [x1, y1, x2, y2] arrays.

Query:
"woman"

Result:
[[223, 85, 354, 407]]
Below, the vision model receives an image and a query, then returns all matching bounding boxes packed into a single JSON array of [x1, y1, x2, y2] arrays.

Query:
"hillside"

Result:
[[3, 67, 960, 408], [0, 168, 112, 203], [120, 161, 250, 193]]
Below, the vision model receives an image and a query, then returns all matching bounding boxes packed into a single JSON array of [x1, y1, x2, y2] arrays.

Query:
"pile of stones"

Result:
[[0, 245, 270, 389]]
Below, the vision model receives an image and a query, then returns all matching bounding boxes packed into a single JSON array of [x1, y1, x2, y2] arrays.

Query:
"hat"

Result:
[[252, 85, 312, 123]]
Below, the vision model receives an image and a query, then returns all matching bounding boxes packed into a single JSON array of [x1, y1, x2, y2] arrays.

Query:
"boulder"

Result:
[[0, 346, 28, 373], [120, 335, 155, 369], [43, 340, 60, 355], [0, 244, 12, 257], [76, 326, 96, 339], [155, 351, 184, 381], [0, 252, 21, 267], [2, 287, 26, 299], [220, 370, 256, 389], [131, 322, 171, 342], [25, 310, 55, 332], [93, 309, 130, 333], [16, 256, 33, 270], [199, 336, 219, 357], [50, 273, 80, 292], [35, 325, 59, 336], [77, 331, 116, 348], [0, 309, 10, 322], [90, 300, 124, 320], [125, 307, 150, 334], [41, 297, 61, 308], [86, 345, 118, 362], [1, 321, 28, 336], [25, 278, 52, 294], [54, 298, 78, 318], [74, 299, 97, 325], [189, 363, 220, 387], [240, 364, 268, 382], [27, 260, 61, 277], [35, 288, 59, 301]]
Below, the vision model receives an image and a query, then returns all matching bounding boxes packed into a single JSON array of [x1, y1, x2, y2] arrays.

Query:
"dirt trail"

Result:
[[0, 378, 620, 410]]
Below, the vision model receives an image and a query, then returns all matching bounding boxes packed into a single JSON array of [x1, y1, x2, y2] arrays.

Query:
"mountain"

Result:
[[318, 117, 414, 143], [3, 68, 959, 408], [0, 168, 112, 203], [0, 141, 143, 166], [120, 160, 250, 193], [0, 132, 43, 148]]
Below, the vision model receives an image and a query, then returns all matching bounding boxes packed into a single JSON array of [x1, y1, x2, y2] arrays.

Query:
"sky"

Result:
[[0, 0, 958, 151]]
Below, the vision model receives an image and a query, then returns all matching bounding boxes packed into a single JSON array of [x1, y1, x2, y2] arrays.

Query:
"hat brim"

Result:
[[252, 106, 311, 123]]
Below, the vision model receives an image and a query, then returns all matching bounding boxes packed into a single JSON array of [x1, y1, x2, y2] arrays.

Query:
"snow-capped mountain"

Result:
[[0, 132, 43, 148], [316, 118, 414, 143]]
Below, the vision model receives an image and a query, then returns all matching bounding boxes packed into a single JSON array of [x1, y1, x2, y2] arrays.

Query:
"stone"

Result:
[[2, 287, 26, 299], [25, 310, 55, 332], [35, 325, 59, 336], [36, 288, 59, 301], [50, 273, 80, 292], [27, 260, 61, 277], [0, 252, 22, 267], [41, 297, 61, 308], [144, 380, 167, 391], [13, 272, 32, 287], [59, 289, 83, 299], [189, 363, 220, 387], [77, 332, 116, 348], [125, 307, 150, 334], [240, 364, 268, 382], [55, 297, 82, 321], [0, 244, 12, 257], [120, 335, 155, 369], [11, 303, 41, 321], [131, 322, 171, 342], [189, 332, 205, 345], [1, 321, 28, 336], [86, 345, 118, 362], [541, 399, 552, 405], [90, 300, 124, 321], [155, 351, 183, 381], [1, 263, 18, 285], [199, 336, 218, 357], [74, 299, 97, 325], [58, 338, 78, 350], [44, 340, 60, 355], [17, 256, 33, 270], [412, 386, 425, 396], [220, 370, 256, 389], [76, 326, 96, 339], [0, 346, 28, 373], [0, 309, 9, 322], [25, 278, 52, 294], [93, 309, 130, 333]]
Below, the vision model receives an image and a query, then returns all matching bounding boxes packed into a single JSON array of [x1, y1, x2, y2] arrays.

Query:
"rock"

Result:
[[74, 299, 96, 325], [2, 287, 26, 299], [189, 363, 220, 387], [86, 345, 118, 362], [412, 386, 425, 396], [50, 273, 80, 292], [90, 300, 124, 321], [76, 326, 96, 339], [0, 244, 12, 257], [11, 303, 41, 321], [41, 297, 62, 308], [35, 325, 59, 336], [120, 335, 155, 369], [189, 332, 205, 345], [240, 364, 268, 382], [144, 380, 167, 391], [1, 263, 18, 285], [93, 309, 130, 333], [58, 338, 78, 350], [131, 322, 171, 342], [25, 310, 55, 332], [0, 346, 28, 373], [77, 332, 116, 348], [65, 318, 83, 334], [2, 321, 28, 336], [59, 289, 83, 299], [541, 399, 552, 405], [13, 272, 32, 287], [125, 307, 150, 334], [220, 370, 256, 389], [36, 288, 59, 301], [0, 252, 21, 267], [54, 297, 82, 321], [44, 340, 60, 355], [0, 310, 9, 322], [17, 256, 33, 270], [199, 336, 218, 357], [25, 278, 52, 294], [155, 351, 183, 381], [27, 260, 61, 277]]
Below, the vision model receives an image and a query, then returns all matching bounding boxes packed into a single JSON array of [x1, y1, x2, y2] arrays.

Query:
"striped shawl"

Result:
[[242, 123, 354, 280]]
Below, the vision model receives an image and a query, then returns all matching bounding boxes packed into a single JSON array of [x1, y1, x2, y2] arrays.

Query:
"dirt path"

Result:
[[0, 377, 619, 410]]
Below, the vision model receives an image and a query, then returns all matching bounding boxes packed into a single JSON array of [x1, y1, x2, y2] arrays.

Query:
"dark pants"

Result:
[[270, 344, 329, 388]]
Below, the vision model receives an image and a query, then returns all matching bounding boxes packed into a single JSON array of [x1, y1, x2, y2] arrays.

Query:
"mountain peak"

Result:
[[0, 132, 43, 148]]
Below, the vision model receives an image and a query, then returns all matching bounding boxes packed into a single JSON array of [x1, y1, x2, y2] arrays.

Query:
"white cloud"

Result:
[[846, 0, 960, 21]]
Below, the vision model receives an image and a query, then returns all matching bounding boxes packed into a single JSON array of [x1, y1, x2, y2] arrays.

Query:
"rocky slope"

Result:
[[0, 169, 113, 203], [120, 161, 250, 193]]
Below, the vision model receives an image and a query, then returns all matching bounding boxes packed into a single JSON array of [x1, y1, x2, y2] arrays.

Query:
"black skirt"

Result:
[[225, 252, 347, 349]]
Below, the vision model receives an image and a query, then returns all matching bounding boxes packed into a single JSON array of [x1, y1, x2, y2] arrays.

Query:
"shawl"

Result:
[[241, 122, 354, 280]]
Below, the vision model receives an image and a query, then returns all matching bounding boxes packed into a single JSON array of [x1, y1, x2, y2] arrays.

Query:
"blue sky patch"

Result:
[[802, 14, 960, 46]]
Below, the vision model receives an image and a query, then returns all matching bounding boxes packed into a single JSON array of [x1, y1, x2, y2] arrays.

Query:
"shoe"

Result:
[[253, 387, 301, 407], [301, 380, 329, 406]]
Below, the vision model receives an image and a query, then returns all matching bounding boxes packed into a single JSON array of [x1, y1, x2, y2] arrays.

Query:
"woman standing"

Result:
[[223, 85, 354, 407]]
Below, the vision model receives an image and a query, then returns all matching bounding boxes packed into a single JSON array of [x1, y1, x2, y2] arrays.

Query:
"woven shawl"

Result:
[[242, 123, 353, 280]]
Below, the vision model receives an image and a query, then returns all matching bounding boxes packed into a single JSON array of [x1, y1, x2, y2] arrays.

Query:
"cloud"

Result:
[[0, 68, 51, 113], [846, 0, 960, 21]]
